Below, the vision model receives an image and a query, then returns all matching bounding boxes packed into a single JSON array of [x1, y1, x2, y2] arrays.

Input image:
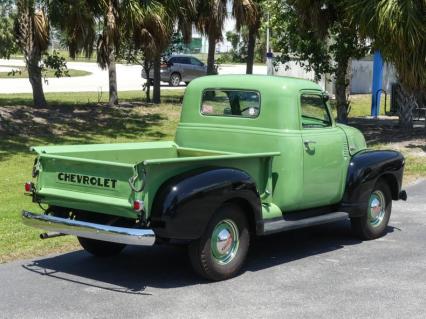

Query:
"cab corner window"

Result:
[[300, 94, 332, 128], [201, 89, 260, 118]]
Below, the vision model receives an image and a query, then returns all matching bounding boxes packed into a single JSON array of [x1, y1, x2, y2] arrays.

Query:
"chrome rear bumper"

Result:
[[22, 211, 156, 246]]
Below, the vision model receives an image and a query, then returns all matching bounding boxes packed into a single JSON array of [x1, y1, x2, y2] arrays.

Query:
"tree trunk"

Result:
[[143, 59, 151, 103], [334, 56, 350, 124], [207, 34, 216, 75], [396, 84, 415, 130], [246, 27, 256, 75], [153, 52, 161, 104], [108, 50, 118, 106], [27, 52, 47, 107]]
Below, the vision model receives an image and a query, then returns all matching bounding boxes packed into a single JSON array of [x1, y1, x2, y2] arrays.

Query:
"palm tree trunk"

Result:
[[153, 52, 161, 104], [396, 84, 415, 130], [143, 59, 151, 103], [334, 56, 350, 124], [27, 51, 47, 107], [246, 27, 256, 74], [108, 49, 118, 106], [207, 34, 216, 75]]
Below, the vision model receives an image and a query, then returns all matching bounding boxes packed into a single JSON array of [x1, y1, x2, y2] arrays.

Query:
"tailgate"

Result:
[[34, 153, 139, 218]]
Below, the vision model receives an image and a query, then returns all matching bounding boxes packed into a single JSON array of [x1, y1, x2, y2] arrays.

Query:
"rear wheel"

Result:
[[169, 73, 181, 87], [188, 204, 250, 281], [351, 180, 392, 240], [78, 237, 126, 257]]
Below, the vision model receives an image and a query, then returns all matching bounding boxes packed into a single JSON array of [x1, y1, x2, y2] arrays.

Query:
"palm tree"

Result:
[[51, 0, 195, 106], [120, 1, 173, 104], [49, 0, 97, 60], [196, 0, 228, 75], [15, 0, 49, 107], [127, 0, 195, 104], [50, 0, 119, 106], [233, 0, 261, 74], [97, 0, 120, 106], [344, 0, 426, 130]]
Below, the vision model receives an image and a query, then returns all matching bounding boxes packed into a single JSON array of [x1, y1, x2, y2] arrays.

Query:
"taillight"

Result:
[[133, 200, 144, 212], [24, 182, 33, 193]]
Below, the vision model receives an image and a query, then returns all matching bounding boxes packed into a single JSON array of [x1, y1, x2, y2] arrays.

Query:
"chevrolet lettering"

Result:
[[57, 173, 118, 189], [21, 75, 407, 281]]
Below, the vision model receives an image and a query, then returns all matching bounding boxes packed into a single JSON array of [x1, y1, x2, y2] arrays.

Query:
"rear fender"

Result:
[[341, 150, 405, 217], [150, 167, 261, 240]]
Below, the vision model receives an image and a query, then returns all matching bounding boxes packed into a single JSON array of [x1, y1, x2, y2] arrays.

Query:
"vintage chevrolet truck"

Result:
[[22, 75, 407, 280]]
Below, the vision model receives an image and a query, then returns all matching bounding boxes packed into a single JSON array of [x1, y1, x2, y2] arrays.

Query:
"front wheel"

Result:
[[188, 204, 250, 281], [351, 180, 392, 240], [78, 237, 126, 257]]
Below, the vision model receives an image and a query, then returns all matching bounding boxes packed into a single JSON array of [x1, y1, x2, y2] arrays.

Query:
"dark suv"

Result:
[[142, 55, 208, 87]]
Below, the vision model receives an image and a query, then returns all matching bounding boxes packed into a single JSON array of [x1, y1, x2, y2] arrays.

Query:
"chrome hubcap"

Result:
[[171, 75, 180, 86], [211, 219, 239, 264], [368, 190, 386, 227]]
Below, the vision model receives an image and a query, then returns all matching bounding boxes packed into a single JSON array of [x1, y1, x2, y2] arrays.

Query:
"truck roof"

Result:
[[181, 75, 324, 132], [187, 74, 321, 93]]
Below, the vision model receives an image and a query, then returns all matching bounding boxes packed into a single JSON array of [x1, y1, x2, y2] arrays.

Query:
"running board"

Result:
[[261, 211, 349, 235]]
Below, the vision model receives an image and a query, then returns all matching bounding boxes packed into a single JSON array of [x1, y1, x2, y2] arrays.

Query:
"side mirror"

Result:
[[322, 92, 330, 102], [167, 62, 173, 67]]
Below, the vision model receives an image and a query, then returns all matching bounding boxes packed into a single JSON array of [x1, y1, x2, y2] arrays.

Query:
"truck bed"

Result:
[[31, 141, 279, 219]]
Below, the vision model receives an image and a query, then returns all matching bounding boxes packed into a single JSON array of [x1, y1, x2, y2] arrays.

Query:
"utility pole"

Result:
[[266, 11, 274, 75]]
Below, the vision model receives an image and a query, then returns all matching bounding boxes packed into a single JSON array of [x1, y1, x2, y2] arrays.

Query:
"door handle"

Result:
[[304, 140, 316, 146], [304, 140, 316, 150]]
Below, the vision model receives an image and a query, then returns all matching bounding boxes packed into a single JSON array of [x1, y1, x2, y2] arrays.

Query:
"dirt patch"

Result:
[[349, 116, 425, 153], [349, 116, 426, 185]]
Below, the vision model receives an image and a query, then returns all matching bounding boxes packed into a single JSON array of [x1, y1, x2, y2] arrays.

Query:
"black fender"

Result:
[[150, 167, 261, 240], [341, 150, 405, 217]]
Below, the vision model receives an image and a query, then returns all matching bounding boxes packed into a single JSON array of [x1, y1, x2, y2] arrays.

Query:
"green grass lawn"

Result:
[[0, 90, 423, 263], [0, 67, 91, 78], [330, 94, 390, 117]]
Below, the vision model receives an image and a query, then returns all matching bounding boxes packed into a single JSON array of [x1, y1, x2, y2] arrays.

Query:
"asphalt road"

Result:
[[0, 180, 425, 319], [0, 59, 267, 94]]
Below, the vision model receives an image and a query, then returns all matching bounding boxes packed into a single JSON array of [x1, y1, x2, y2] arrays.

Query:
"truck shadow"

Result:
[[21, 221, 397, 294]]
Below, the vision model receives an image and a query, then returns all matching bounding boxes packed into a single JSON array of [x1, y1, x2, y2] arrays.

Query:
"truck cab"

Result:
[[22, 75, 406, 281]]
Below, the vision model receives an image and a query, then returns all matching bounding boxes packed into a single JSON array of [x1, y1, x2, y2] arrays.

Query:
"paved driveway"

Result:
[[0, 180, 425, 319], [0, 59, 267, 94]]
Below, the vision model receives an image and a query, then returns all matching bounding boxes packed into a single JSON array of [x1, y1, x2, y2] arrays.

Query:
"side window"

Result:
[[190, 58, 203, 66], [300, 94, 332, 128], [168, 57, 177, 64], [201, 89, 260, 118], [181, 57, 191, 64]]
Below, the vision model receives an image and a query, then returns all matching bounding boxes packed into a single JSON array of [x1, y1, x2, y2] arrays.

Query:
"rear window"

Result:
[[201, 89, 260, 118]]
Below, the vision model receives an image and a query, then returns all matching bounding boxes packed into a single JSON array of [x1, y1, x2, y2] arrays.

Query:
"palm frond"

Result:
[[233, 0, 258, 31], [344, 0, 426, 91], [33, 9, 49, 51], [196, 0, 228, 40]]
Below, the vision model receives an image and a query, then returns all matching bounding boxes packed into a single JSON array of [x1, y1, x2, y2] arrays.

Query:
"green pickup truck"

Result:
[[23, 75, 406, 280]]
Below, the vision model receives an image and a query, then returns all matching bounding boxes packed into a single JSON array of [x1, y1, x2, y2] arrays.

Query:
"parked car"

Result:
[[142, 55, 208, 87], [22, 75, 407, 281]]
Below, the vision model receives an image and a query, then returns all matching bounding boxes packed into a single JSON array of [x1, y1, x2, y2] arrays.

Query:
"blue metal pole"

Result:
[[371, 51, 384, 117]]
